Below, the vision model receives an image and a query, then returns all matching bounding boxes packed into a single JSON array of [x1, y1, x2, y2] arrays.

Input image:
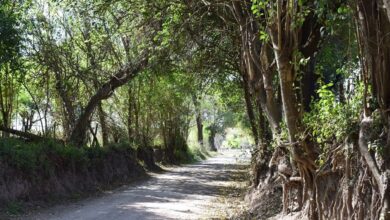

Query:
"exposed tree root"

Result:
[[249, 120, 389, 220]]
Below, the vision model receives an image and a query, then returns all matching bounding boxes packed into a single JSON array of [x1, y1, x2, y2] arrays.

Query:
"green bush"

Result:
[[5, 201, 23, 215], [303, 82, 363, 165], [0, 138, 137, 174], [304, 83, 363, 144], [188, 147, 207, 161]]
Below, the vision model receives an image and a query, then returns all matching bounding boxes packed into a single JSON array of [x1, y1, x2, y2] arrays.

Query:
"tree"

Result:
[[354, 0, 390, 218], [26, 0, 171, 145], [0, 1, 24, 135]]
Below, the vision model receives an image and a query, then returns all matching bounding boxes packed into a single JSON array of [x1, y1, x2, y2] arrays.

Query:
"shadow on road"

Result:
[[25, 150, 249, 220]]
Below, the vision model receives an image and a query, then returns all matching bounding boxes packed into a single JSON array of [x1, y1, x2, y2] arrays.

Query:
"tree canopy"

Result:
[[1, 0, 390, 219]]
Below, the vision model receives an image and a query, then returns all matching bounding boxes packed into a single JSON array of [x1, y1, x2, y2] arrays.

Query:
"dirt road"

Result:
[[24, 149, 249, 220]]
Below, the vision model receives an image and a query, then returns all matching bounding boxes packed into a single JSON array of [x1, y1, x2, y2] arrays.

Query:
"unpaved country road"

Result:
[[24, 149, 249, 220]]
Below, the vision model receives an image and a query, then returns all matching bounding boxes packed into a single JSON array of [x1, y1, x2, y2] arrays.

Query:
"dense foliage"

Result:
[[0, 0, 390, 219]]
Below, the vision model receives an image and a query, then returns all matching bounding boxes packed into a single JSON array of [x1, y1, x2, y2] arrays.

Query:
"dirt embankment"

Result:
[[17, 150, 249, 220], [0, 145, 146, 214]]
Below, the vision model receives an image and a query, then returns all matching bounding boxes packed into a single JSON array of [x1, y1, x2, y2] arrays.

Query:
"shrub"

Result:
[[0, 138, 138, 174], [304, 82, 363, 144]]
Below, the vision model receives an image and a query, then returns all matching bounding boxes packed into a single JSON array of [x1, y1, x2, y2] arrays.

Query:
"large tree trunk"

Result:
[[54, 71, 77, 140], [134, 78, 141, 143], [207, 125, 217, 152], [69, 56, 148, 146], [242, 72, 259, 145], [192, 94, 203, 147], [98, 102, 109, 146], [0, 126, 53, 142], [273, 51, 300, 142], [0, 65, 15, 138], [355, 1, 390, 218], [233, 0, 282, 137], [267, 1, 323, 218], [257, 44, 283, 135], [164, 113, 175, 163], [127, 86, 134, 142]]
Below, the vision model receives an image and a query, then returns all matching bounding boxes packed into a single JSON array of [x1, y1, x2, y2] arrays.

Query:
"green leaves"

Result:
[[304, 82, 363, 147], [259, 30, 269, 41], [154, 2, 184, 50], [0, 1, 23, 67], [251, 0, 268, 15]]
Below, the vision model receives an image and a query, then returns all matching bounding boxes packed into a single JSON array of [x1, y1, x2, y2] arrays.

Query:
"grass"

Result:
[[188, 146, 207, 161], [0, 138, 139, 174], [5, 201, 23, 215], [0, 138, 146, 218]]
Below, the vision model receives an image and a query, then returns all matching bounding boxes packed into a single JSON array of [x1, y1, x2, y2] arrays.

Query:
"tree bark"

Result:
[[192, 94, 203, 147], [98, 102, 109, 146], [69, 56, 148, 146], [232, 0, 282, 136], [267, 2, 322, 218], [355, 1, 390, 218], [53, 71, 76, 139], [0, 65, 15, 137], [271, 46, 300, 142], [0, 126, 49, 142], [242, 73, 259, 145], [127, 86, 134, 142]]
